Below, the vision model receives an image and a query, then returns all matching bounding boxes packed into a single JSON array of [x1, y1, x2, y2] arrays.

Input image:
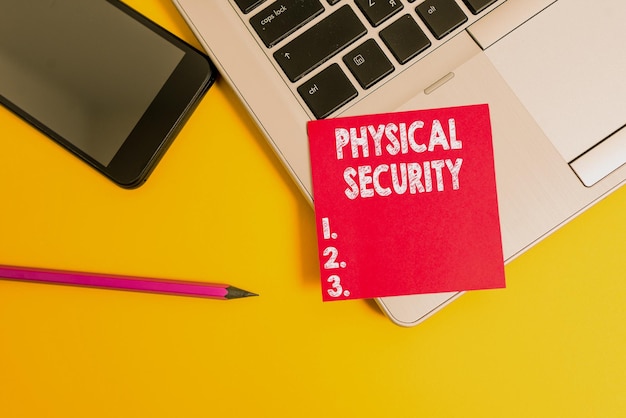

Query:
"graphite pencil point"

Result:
[[225, 286, 259, 299]]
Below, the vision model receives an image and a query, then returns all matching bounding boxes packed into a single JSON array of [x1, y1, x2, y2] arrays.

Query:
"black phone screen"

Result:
[[0, 0, 198, 170], [0, 0, 186, 167]]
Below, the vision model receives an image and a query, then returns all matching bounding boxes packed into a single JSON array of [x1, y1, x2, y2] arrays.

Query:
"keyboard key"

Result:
[[234, 0, 267, 14], [462, 0, 497, 14], [355, 0, 404, 27], [297, 64, 358, 118], [250, 0, 324, 48], [343, 39, 395, 89], [326, 0, 341, 4], [274, 5, 367, 82], [379, 15, 431, 64], [416, 0, 468, 40]]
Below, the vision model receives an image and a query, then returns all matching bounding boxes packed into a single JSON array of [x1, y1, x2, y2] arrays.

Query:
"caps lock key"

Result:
[[251, 0, 325, 48]]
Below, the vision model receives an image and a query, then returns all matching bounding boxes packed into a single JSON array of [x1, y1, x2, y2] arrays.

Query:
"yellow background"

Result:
[[1, 2, 625, 417]]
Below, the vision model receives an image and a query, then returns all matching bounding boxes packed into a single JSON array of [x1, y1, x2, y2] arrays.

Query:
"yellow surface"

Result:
[[1, 2, 625, 417]]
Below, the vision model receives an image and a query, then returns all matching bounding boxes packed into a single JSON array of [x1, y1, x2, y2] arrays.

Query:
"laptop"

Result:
[[171, 0, 626, 326]]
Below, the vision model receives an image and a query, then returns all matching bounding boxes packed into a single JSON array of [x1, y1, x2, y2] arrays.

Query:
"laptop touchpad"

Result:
[[485, 0, 626, 185]]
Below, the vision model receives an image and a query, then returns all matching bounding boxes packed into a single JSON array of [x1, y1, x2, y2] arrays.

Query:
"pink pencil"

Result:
[[0, 265, 257, 300]]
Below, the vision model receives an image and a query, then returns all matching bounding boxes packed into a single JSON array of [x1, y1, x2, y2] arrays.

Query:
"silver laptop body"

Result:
[[171, 0, 626, 326]]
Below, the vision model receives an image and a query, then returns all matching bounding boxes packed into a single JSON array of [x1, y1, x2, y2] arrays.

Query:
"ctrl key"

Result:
[[297, 64, 358, 119]]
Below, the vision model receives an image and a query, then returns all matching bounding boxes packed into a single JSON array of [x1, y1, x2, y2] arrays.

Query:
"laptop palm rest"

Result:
[[484, 0, 626, 186], [379, 47, 588, 326]]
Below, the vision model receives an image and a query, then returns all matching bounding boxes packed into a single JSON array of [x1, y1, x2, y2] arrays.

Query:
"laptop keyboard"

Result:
[[234, 0, 499, 119]]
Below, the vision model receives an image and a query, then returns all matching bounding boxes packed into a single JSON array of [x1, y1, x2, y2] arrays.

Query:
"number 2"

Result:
[[323, 246, 340, 269]]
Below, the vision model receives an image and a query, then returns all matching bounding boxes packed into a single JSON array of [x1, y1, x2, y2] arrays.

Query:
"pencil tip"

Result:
[[225, 286, 258, 299]]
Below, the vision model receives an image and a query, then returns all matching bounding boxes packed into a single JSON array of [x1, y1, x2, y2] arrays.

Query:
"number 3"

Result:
[[327, 275, 343, 298]]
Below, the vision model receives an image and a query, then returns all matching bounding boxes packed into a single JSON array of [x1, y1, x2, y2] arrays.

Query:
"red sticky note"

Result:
[[307, 104, 505, 301]]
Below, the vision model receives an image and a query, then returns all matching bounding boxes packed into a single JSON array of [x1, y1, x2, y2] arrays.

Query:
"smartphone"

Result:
[[0, 0, 216, 188]]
